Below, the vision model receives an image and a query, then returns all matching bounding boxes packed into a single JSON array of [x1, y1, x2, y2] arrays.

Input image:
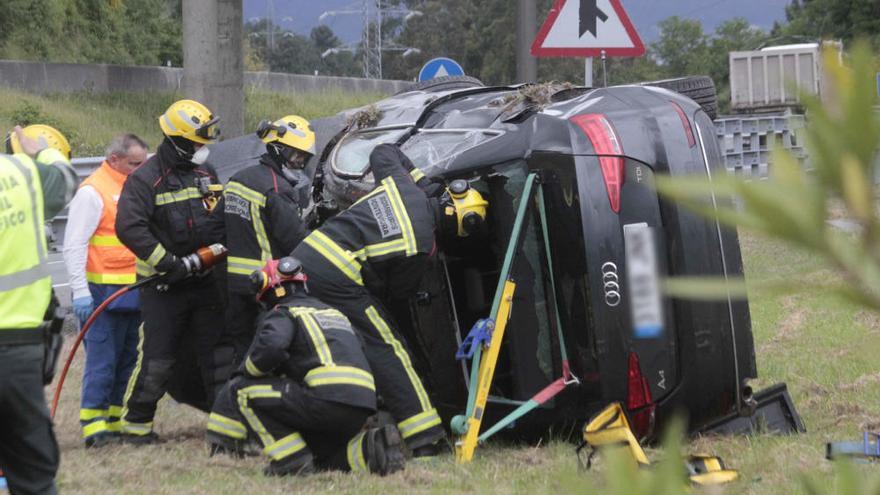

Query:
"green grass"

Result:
[[41, 230, 880, 494], [0, 87, 380, 156]]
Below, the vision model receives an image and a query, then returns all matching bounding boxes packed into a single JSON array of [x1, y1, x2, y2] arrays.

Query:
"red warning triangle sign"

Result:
[[532, 0, 645, 57]]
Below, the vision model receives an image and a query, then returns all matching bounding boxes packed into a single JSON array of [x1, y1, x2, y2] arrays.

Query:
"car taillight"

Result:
[[669, 101, 696, 148], [570, 114, 624, 213], [627, 351, 655, 439]]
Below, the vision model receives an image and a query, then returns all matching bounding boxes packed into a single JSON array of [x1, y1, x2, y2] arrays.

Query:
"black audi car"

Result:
[[205, 76, 800, 441]]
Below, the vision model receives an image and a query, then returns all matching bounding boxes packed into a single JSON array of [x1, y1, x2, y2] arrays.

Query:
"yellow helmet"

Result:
[[158, 99, 220, 144], [256, 115, 316, 156], [5, 124, 72, 160]]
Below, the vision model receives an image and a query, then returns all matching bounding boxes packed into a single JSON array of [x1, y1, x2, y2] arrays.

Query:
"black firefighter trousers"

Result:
[[209, 377, 372, 472], [0, 343, 58, 495], [304, 267, 445, 451], [121, 279, 225, 436]]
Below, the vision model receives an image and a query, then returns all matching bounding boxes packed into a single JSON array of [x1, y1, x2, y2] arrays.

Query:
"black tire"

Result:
[[396, 75, 484, 95], [641, 76, 717, 119]]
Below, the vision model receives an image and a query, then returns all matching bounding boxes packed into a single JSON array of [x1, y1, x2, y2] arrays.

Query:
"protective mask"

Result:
[[191, 146, 210, 165]]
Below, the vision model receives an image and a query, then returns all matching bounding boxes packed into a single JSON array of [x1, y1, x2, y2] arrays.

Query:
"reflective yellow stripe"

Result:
[[146, 244, 167, 267], [410, 168, 425, 182], [121, 323, 144, 422], [155, 187, 202, 206], [365, 305, 432, 410], [304, 366, 375, 391], [303, 231, 363, 285], [237, 385, 281, 447], [397, 409, 442, 439], [107, 405, 123, 418], [351, 185, 387, 207], [82, 420, 109, 438], [207, 412, 248, 440], [245, 357, 267, 377], [264, 432, 308, 461], [136, 259, 157, 277], [347, 431, 368, 472], [89, 235, 124, 247], [225, 182, 267, 207], [252, 204, 272, 261], [352, 239, 408, 261], [86, 271, 136, 284], [106, 420, 122, 433], [289, 308, 333, 365], [121, 421, 153, 435], [382, 178, 416, 255], [80, 408, 108, 421]]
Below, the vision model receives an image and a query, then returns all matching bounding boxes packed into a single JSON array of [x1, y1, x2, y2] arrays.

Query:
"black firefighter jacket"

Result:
[[223, 155, 308, 292], [294, 144, 436, 304], [116, 139, 224, 279], [242, 292, 377, 411]]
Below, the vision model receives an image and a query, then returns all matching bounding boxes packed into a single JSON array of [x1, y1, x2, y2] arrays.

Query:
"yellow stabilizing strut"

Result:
[[455, 280, 516, 463]]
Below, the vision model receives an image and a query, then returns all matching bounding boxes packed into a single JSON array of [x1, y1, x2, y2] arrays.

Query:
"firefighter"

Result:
[[63, 134, 148, 448], [1, 124, 78, 495], [290, 143, 488, 457], [115, 99, 226, 444], [207, 257, 405, 476], [216, 115, 313, 381]]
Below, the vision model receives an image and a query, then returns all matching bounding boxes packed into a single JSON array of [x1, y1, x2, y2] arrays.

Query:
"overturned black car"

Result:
[[205, 76, 802, 442]]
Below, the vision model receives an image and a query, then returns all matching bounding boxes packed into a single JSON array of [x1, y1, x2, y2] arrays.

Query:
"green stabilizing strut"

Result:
[[459, 173, 538, 427], [536, 184, 570, 365]]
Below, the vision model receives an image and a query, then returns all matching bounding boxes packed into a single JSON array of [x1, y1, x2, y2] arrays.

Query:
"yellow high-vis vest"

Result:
[[0, 153, 51, 332]]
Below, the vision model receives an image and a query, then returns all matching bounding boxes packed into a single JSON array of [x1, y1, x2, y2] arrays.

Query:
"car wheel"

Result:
[[641, 76, 718, 119], [396, 75, 484, 95]]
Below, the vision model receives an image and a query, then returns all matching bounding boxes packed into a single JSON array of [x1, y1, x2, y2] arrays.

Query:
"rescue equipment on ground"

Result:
[[826, 432, 880, 462], [50, 244, 228, 418], [577, 402, 739, 486], [451, 172, 579, 462]]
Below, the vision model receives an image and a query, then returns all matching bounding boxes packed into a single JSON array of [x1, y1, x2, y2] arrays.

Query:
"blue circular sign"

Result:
[[418, 57, 465, 82]]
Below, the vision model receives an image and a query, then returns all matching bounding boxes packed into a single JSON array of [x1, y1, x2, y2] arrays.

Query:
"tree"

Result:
[[651, 16, 711, 77], [774, 0, 880, 48], [708, 18, 769, 113]]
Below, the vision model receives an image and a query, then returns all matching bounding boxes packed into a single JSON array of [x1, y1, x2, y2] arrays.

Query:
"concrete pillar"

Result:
[[183, 0, 244, 140], [516, 0, 537, 84]]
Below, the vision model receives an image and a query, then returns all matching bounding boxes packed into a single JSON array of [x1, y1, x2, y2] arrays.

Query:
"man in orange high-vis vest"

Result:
[[62, 134, 148, 448]]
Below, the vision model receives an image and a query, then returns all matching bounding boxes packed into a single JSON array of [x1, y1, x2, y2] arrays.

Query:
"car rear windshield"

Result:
[[331, 127, 409, 177]]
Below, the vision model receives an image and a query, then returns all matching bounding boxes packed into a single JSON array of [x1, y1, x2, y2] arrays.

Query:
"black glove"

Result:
[[163, 256, 191, 285]]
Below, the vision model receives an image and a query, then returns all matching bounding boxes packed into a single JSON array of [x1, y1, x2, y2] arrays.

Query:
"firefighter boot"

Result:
[[365, 425, 406, 476], [264, 453, 316, 477]]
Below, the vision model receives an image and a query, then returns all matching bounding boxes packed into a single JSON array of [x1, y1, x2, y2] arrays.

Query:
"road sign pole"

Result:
[[585, 57, 593, 87]]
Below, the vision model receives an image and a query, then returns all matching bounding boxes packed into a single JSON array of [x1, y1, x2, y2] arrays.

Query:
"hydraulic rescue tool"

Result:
[[451, 173, 579, 463], [50, 244, 228, 418], [577, 402, 739, 486]]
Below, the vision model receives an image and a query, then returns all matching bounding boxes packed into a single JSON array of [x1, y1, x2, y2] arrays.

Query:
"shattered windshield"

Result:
[[331, 127, 409, 177], [401, 129, 501, 174]]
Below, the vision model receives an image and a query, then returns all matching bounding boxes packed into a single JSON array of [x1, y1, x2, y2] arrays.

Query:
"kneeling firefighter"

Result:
[[115, 99, 226, 444], [290, 143, 488, 457], [207, 257, 405, 476], [215, 116, 313, 383]]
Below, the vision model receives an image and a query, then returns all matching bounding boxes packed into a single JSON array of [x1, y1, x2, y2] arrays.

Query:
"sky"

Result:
[[243, 0, 792, 46]]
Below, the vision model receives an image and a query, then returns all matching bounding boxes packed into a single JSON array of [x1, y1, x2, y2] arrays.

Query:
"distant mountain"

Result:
[[243, 0, 790, 46]]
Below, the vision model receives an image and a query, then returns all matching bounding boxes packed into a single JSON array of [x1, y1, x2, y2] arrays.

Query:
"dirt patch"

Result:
[[758, 296, 809, 353], [839, 372, 880, 391], [855, 309, 880, 334]]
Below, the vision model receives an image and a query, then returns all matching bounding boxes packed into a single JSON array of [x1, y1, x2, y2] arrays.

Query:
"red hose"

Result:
[[50, 275, 159, 419]]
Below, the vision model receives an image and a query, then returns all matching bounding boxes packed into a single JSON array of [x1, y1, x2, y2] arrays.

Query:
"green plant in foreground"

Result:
[[656, 41, 880, 311]]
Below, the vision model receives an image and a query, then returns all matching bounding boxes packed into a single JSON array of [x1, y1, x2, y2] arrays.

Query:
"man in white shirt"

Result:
[[62, 134, 147, 448]]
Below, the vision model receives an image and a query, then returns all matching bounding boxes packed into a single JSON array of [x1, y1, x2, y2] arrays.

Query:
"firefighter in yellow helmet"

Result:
[[115, 99, 226, 444], [208, 116, 315, 404], [1, 124, 78, 494]]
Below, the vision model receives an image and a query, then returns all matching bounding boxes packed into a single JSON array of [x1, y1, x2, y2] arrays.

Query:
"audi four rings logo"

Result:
[[602, 262, 621, 307]]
